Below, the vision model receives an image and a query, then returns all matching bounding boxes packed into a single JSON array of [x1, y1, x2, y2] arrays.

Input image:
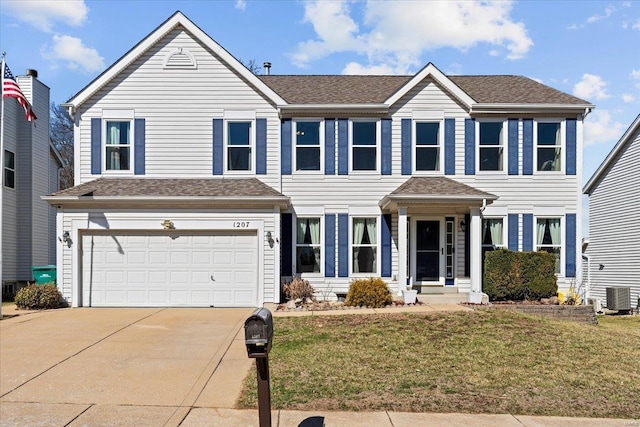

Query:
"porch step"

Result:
[[417, 293, 468, 305], [417, 286, 460, 295]]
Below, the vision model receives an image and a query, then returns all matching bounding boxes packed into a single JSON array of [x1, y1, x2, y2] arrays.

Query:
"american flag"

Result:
[[2, 62, 37, 122]]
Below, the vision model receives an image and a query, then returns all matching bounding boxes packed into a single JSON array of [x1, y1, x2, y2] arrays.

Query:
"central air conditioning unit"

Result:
[[606, 287, 631, 311], [586, 297, 603, 314]]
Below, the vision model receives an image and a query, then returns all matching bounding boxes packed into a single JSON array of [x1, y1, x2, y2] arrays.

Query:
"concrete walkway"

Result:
[[1, 304, 638, 427]]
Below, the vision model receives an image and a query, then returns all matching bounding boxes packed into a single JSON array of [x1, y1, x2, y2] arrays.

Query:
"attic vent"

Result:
[[163, 47, 197, 69]]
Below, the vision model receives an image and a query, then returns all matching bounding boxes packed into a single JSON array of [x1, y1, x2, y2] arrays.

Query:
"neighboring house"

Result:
[[45, 12, 593, 308], [1, 70, 62, 292], [583, 114, 640, 307]]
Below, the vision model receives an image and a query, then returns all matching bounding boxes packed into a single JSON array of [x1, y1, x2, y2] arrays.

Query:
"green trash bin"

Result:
[[31, 265, 57, 285]]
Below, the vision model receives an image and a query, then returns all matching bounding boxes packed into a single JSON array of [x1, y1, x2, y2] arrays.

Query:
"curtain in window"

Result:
[[297, 219, 308, 244], [309, 218, 320, 245], [489, 220, 503, 246], [352, 219, 365, 272], [549, 219, 560, 244], [537, 220, 546, 245]]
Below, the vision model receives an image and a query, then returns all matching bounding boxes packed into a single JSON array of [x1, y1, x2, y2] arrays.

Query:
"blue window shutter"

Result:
[[325, 119, 335, 175], [508, 214, 519, 250], [325, 214, 336, 277], [523, 119, 533, 175], [464, 118, 475, 175], [464, 213, 470, 276], [256, 118, 267, 175], [212, 119, 223, 175], [338, 119, 348, 175], [381, 118, 392, 175], [338, 213, 348, 277], [522, 214, 533, 251], [444, 118, 455, 175], [566, 119, 577, 175], [508, 119, 518, 175], [281, 119, 292, 175], [381, 214, 392, 277], [401, 119, 411, 175], [281, 213, 292, 276], [91, 118, 101, 174], [134, 118, 145, 175], [566, 213, 576, 277]]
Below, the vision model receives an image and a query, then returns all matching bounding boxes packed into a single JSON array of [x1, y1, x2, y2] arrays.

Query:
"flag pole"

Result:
[[1, 52, 7, 317]]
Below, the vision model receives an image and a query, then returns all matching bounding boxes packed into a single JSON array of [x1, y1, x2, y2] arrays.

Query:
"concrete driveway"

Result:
[[0, 307, 254, 426]]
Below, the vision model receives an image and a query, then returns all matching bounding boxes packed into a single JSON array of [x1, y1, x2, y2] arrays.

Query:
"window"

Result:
[[296, 217, 321, 273], [227, 121, 252, 171], [352, 217, 377, 273], [537, 122, 561, 171], [536, 218, 561, 274], [4, 150, 15, 189], [415, 122, 440, 171], [105, 121, 131, 171], [352, 121, 377, 171], [479, 122, 504, 171], [295, 121, 320, 171], [482, 218, 504, 272]]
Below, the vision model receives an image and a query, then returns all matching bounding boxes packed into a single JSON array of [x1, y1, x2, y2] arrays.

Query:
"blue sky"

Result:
[[1, 0, 639, 235]]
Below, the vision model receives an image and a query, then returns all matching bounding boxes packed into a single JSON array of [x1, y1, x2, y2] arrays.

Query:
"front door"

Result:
[[415, 220, 440, 283]]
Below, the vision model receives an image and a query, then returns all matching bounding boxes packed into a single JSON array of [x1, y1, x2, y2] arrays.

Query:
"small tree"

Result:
[[49, 102, 74, 189]]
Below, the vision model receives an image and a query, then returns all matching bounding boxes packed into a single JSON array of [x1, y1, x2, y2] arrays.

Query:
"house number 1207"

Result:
[[233, 221, 250, 228]]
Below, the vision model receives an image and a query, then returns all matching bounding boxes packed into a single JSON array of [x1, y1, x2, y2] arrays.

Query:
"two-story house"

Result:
[[45, 12, 593, 308], [2, 68, 62, 294]]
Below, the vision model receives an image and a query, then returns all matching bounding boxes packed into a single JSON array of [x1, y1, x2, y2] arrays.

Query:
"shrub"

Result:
[[283, 276, 315, 302], [15, 283, 65, 310], [345, 277, 393, 308], [484, 249, 557, 301]]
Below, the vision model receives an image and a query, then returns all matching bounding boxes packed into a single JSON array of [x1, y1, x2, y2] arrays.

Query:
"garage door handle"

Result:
[[210, 275, 215, 281]]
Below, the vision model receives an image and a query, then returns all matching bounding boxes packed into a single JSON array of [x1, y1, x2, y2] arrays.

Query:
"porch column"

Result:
[[397, 207, 408, 296], [469, 207, 483, 302]]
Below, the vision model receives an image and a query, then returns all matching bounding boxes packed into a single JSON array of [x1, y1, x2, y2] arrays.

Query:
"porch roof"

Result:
[[379, 177, 498, 211], [43, 177, 291, 209]]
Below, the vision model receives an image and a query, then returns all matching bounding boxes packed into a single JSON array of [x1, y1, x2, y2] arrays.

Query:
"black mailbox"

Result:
[[244, 308, 273, 358]]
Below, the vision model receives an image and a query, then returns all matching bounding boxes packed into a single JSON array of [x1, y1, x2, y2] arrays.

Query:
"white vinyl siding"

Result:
[[586, 125, 640, 306]]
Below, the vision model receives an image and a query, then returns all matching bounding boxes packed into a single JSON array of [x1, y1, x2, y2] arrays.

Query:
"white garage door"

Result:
[[81, 231, 258, 307]]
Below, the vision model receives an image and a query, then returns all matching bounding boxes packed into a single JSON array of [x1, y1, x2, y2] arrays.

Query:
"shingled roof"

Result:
[[258, 74, 589, 106], [46, 178, 290, 208], [379, 177, 497, 210]]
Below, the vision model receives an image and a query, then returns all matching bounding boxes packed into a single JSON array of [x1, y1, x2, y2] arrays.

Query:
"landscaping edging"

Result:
[[473, 304, 598, 325]]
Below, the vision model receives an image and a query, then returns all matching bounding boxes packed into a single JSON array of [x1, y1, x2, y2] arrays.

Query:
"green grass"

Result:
[[237, 310, 640, 418]]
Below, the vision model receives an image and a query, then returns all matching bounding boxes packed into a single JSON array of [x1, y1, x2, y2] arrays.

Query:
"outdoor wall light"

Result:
[[265, 231, 277, 248], [161, 220, 175, 230], [459, 220, 466, 232], [59, 231, 72, 248]]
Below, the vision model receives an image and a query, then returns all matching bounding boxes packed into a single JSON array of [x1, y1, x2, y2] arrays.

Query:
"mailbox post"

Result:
[[245, 308, 274, 427]]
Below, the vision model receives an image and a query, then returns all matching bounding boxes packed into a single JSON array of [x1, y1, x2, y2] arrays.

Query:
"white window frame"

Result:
[[224, 120, 255, 173], [534, 216, 563, 276], [3, 149, 15, 189], [294, 215, 323, 276], [413, 120, 443, 173], [293, 119, 324, 173], [476, 120, 506, 173], [349, 119, 380, 173], [534, 119, 565, 173], [103, 119, 134, 174], [350, 216, 380, 275]]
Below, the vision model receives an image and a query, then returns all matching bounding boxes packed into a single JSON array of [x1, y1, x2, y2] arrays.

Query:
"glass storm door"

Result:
[[416, 220, 440, 282]]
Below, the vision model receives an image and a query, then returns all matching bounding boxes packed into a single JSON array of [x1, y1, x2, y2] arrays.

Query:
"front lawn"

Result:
[[237, 309, 640, 418]]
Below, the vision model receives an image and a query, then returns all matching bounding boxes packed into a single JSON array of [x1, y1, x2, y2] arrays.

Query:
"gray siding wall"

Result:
[[1, 96, 20, 281], [586, 127, 640, 307]]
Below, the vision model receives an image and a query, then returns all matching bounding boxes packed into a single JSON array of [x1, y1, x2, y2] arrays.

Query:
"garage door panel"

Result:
[[82, 232, 258, 307]]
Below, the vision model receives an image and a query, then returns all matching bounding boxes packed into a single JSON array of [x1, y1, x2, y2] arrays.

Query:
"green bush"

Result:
[[15, 283, 65, 310], [484, 249, 557, 301], [345, 277, 393, 308]]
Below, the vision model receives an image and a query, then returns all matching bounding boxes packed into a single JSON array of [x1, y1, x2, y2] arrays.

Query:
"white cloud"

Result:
[[583, 110, 626, 147], [529, 76, 544, 84], [622, 94, 635, 103], [586, 7, 613, 24], [342, 62, 398, 75], [2, 0, 88, 32], [633, 18, 640, 30], [43, 35, 105, 73], [235, 0, 246, 11], [573, 74, 610, 100], [631, 69, 640, 79], [291, 0, 532, 72]]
